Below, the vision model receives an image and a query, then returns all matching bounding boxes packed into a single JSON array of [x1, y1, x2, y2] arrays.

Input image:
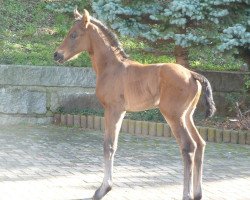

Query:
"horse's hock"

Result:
[[0, 64, 249, 125]]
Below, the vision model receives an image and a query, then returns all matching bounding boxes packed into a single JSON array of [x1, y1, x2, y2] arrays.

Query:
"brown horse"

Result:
[[54, 9, 216, 200]]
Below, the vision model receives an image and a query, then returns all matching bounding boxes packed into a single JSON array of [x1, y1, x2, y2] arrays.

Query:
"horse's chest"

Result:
[[95, 76, 125, 106]]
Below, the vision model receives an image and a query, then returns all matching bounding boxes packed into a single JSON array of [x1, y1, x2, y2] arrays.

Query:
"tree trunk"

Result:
[[174, 45, 190, 68], [238, 48, 250, 71]]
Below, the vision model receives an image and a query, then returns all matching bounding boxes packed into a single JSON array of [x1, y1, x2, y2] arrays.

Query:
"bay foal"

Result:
[[54, 9, 216, 200]]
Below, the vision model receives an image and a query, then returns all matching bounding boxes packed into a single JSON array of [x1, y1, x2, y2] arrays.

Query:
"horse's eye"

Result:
[[70, 32, 77, 39]]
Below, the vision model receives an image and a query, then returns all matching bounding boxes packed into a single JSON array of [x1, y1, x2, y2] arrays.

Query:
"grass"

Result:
[[0, 0, 243, 71], [0, 0, 92, 67]]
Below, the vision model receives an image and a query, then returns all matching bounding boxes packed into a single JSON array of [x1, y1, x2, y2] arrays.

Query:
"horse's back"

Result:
[[125, 61, 194, 89]]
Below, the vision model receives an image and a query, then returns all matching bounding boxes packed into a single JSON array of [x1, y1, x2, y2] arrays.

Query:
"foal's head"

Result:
[[54, 9, 91, 63]]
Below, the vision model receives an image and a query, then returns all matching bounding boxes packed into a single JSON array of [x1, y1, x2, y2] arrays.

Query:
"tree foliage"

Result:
[[217, 3, 250, 69], [92, 0, 250, 69]]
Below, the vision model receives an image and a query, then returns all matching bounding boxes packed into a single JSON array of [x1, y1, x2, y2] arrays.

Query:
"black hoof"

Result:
[[194, 194, 202, 200], [92, 185, 112, 200]]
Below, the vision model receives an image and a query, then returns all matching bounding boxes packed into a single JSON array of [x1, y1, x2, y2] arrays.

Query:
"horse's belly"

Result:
[[124, 92, 160, 112], [125, 102, 159, 112], [123, 67, 161, 112]]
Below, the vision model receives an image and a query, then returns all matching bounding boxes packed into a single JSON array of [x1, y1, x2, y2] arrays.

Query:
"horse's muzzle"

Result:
[[54, 52, 64, 63]]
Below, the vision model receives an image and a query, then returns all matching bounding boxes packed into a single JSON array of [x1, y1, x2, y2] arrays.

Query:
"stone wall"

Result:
[[197, 70, 250, 116], [0, 65, 99, 124], [0, 65, 249, 124]]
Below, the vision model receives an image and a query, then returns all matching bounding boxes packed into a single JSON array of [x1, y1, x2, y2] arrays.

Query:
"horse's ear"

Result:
[[74, 7, 82, 20], [83, 9, 90, 28]]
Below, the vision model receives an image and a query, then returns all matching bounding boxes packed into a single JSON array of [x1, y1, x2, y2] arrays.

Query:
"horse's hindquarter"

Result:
[[123, 63, 161, 112], [159, 63, 199, 113]]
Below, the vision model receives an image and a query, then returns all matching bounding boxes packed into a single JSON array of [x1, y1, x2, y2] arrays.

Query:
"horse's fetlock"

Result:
[[182, 195, 194, 200], [106, 184, 112, 192], [104, 141, 117, 154], [104, 145, 116, 155]]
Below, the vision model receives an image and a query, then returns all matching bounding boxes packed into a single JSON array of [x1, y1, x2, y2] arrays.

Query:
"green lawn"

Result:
[[0, 0, 243, 71]]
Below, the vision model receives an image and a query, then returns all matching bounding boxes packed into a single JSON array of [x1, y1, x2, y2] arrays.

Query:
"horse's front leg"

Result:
[[93, 106, 126, 200]]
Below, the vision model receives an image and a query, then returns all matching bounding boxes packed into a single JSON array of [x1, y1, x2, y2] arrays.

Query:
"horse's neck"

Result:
[[89, 32, 123, 76]]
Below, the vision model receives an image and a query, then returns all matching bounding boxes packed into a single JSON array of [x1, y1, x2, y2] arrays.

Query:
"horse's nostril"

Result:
[[54, 52, 58, 59], [54, 52, 64, 62]]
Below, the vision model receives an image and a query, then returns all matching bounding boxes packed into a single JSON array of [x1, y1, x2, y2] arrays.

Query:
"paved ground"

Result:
[[0, 125, 249, 200]]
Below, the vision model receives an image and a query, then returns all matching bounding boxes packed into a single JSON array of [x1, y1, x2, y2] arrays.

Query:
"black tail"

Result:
[[192, 72, 216, 118]]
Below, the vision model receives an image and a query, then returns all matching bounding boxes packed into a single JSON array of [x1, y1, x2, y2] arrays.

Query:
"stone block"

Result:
[[94, 116, 101, 130], [148, 122, 156, 136], [0, 87, 47, 114], [238, 131, 246, 145], [0, 65, 96, 87], [215, 129, 223, 143], [156, 123, 164, 137], [80, 115, 87, 128], [223, 130, 231, 143], [207, 128, 216, 142], [121, 119, 129, 133], [141, 121, 149, 135], [53, 114, 61, 125], [73, 115, 80, 127], [101, 117, 105, 131], [128, 120, 135, 134], [230, 130, 239, 144], [135, 121, 142, 135], [164, 124, 171, 138], [87, 115, 94, 129], [60, 114, 67, 125], [67, 114, 73, 126]]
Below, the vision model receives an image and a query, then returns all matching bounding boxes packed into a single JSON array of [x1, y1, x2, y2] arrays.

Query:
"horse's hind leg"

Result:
[[186, 109, 206, 200], [185, 81, 206, 200], [93, 105, 125, 200], [160, 105, 197, 200], [159, 77, 200, 199], [167, 117, 197, 200]]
